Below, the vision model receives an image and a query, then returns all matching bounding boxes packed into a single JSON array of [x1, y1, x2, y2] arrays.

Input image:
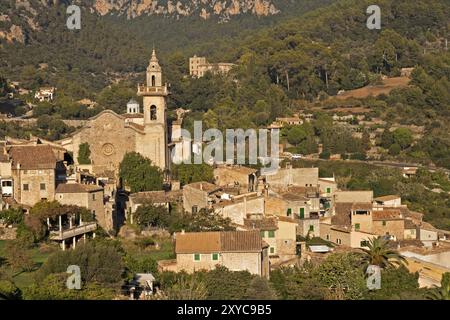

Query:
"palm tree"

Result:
[[359, 237, 407, 270], [427, 273, 450, 300]]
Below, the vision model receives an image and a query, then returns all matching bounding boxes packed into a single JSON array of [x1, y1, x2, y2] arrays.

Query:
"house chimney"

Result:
[[181, 229, 185, 235]]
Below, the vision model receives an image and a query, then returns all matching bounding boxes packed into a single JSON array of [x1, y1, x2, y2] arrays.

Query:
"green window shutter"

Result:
[[260, 230, 265, 238], [194, 253, 201, 261], [355, 223, 360, 230], [326, 187, 331, 194], [268, 230, 275, 238], [287, 208, 292, 216], [270, 247, 275, 254], [300, 208, 305, 219], [212, 253, 218, 261], [309, 225, 314, 232], [382, 221, 387, 226]]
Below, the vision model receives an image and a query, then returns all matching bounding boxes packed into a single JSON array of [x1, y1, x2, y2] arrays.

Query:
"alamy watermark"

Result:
[[171, 121, 280, 175], [66, 265, 81, 290], [67, 5, 81, 30], [366, 5, 381, 30], [366, 265, 382, 290]]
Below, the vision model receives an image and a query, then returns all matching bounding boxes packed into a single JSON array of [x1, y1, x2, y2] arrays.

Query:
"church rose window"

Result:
[[102, 143, 115, 156]]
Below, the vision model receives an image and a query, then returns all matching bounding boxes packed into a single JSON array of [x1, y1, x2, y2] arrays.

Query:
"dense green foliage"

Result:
[[77, 142, 91, 165], [133, 205, 234, 234], [359, 237, 408, 270], [171, 163, 214, 186], [0, 0, 448, 167], [0, 208, 24, 226], [119, 152, 164, 192], [24, 240, 123, 299], [158, 266, 276, 300]]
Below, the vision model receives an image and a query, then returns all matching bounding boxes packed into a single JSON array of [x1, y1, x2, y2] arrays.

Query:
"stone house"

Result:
[[55, 183, 111, 231], [214, 166, 258, 192], [189, 55, 235, 78], [371, 209, 405, 241], [264, 166, 319, 190], [404, 219, 418, 240], [320, 223, 376, 248], [243, 215, 297, 262], [7, 145, 63, 207], [213, 194, 265, 226], [128, 190, 182, 214], [182, 181, 222, 213], [265, 193, 312, 219], [174, 230, 270, 278], [287, 186, 322, 214], [318, 178, 337, 211], [297, 216, 320, 238], [374, 195, 402, 208], [418, 222, 439, 247]]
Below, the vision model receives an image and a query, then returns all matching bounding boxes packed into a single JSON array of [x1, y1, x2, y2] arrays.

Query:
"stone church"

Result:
[[58, 50, 169, 176]]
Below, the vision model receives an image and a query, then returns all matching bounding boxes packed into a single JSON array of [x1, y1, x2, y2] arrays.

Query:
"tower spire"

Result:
[[151, 48, 158, 63]]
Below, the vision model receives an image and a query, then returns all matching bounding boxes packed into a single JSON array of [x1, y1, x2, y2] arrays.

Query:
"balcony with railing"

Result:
[[50, 222, 97, 241], [137, 85, 169, 96]]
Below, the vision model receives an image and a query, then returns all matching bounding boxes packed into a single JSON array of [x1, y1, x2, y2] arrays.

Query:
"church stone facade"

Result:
[[59, 50, 169, 176]]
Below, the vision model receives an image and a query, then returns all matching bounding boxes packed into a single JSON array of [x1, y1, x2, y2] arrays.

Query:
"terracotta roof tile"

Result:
[[55, 183, 103, 193], [372, 209, 403, 220], [9, 145, 57, 169], [175, 232, 222, 254], [185, 182, 221, 194], [374, 195, 401, 202], [332, 203, 352, 226], [352, 203, 373, 211], [175, 230, 263, 254], [220, 230, 262, 252], [404, 219, 417, 229], [244, 217, 277, 231]]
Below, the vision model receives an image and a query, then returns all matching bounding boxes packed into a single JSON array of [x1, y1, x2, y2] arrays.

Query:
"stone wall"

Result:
[[320, 223, 351, 247], [182, 186, 209, 213], [215, 196, 265, 225], [352, 212, 373, 233], [13, 168, 55, 207], [334, 191, 373, 203], [297, 218, 320, 237], [177, 251, 263, 276], [372, 219, 405, 240], [72, 112, 138, 175], [0, 227, 17, 240], [213, 167, 253, 189], [266, 167, 319, 188]]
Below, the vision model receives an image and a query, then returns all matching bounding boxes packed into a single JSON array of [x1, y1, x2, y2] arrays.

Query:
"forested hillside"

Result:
[[0, 0, 449, 171]]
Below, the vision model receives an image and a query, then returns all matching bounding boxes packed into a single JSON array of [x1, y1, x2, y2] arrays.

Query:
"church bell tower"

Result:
[[137, 49, 169, 170]]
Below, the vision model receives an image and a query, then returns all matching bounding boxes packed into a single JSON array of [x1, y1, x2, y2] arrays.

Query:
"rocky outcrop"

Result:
[[0, 0, 282, 43], [0, 25, 25, 44], [73, 0, 279, 20]]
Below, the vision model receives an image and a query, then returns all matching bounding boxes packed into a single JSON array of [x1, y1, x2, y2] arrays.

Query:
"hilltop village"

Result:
[[0, 51, 449, 300]]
